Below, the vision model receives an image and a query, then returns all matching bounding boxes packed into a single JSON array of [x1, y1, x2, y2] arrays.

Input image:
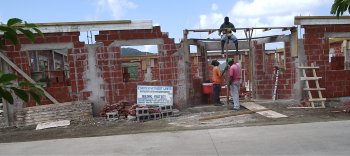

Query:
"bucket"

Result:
[[202, 83, 213, 94]]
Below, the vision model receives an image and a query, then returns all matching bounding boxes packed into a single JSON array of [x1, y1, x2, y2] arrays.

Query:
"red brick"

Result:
[[95, 35, 108, 41]]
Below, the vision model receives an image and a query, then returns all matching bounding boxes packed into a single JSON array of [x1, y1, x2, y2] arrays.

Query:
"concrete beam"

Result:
[[109, 39, 164, 47], [3, 20, 153, 34], [295, 16, 350, 25], [20, 43, 74, 51], [325, 32, 350, 38]]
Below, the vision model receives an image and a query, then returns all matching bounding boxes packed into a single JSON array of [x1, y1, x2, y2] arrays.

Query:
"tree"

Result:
[[0, 18, 44, 104], [330, 0, 350, 17]]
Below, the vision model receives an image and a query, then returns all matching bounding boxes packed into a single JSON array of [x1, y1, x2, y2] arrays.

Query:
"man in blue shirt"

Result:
[[218, 17, 238, 55]]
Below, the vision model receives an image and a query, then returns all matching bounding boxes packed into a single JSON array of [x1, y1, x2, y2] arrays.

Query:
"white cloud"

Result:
[[89, 0, 137, 20], [195, 0, 332, 39], [230, 0, 331, 27]]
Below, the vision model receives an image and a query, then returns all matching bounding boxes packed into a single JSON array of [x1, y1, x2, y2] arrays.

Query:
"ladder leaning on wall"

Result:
[[298, 63, 326, 108], [0, 102, 3, 117]]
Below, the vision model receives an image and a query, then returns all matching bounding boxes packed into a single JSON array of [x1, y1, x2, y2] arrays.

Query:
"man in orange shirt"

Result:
[[211, 60, 223, 106]]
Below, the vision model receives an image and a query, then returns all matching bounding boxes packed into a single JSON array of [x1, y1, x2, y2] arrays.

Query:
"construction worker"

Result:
[[211, 60, 223, 106], [218, 16, 238, 56], [227, 58, 241, 110]]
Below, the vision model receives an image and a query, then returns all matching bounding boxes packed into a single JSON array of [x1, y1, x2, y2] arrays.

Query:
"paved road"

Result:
[[1, 120, 350, 156]]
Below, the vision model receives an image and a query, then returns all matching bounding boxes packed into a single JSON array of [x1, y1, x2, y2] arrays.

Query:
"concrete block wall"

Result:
[[15, 101, 92, 126], [303, 25, 350, 98], [254, 42, 295, 99]]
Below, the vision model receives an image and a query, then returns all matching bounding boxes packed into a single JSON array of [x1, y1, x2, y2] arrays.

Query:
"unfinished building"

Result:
[[0, 16, 349, 127]]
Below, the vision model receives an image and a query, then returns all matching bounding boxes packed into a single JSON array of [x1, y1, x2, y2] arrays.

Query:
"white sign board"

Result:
[[137, 85, 173, 106]]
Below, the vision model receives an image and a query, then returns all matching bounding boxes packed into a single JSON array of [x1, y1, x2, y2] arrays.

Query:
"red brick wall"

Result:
[[2, 26, 181, 108], [95, 26, 179, 106], [303, 25, 350, 98], [2, 32, 82, 106], [254, 41, 296, 99], [189, 53, 250, 104]]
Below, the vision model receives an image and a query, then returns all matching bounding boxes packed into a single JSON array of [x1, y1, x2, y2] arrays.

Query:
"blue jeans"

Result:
[[212, 84, 221, 104], [221, 34, 238, 43]]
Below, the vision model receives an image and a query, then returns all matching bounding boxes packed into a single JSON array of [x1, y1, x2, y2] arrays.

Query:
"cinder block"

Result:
[[136, 108, 149, 116], [106, 112, 118, 121], [137, 115, 150, 121], [149, 113, 161, 120], [159, 105, 173, 112]]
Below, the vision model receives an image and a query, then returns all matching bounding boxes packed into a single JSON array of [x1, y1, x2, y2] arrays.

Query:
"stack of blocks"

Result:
[[159, 105, 173, 118]]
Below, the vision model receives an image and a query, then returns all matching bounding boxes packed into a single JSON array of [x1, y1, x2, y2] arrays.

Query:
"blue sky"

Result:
[[0, 0, 338, 43]]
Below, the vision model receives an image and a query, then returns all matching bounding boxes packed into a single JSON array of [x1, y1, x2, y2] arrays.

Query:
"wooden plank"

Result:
[[297, 66, 319, 69], [199, 41, 250, 51], [257, 110, 288, 118], [186, 27, 295, 32], [0, 51, 59, 104], [241, 102, 288, 118], [287, 107, 325, 109], [303, 88, 325, 91], [309, 98, 327, 102], [300, 77, 322, 80]]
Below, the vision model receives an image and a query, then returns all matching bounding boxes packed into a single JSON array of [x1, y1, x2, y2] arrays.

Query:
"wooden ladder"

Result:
[[0, 102, 3, 117], [298, 63, 326, 108]]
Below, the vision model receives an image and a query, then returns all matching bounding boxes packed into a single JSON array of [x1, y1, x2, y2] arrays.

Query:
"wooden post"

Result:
[[244, 28, 254, 100]]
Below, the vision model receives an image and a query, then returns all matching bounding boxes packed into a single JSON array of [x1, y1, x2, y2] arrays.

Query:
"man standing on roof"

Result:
[[218, 16, 238, 56], [227, 58, 241, 111]]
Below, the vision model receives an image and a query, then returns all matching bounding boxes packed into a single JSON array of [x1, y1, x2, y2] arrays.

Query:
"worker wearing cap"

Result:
[[227, 58, 241, 110], [211, 60, 223, 106], [218, 16, 238, 55]]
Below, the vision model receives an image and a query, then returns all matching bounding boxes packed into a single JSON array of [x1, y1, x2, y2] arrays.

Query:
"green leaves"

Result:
[[0, 87, 14, 104], [0, 18, 44, 104], [331, 0, 350, 17], [0, 18, 43, 47], [0, 72, 43, 105], [0, 73, 17, 83], [11, 87, 29, 102], [7, 18, 22, 26]]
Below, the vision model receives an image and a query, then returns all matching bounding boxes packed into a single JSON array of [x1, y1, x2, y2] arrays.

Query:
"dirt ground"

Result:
[[1, 99, 350, 143]]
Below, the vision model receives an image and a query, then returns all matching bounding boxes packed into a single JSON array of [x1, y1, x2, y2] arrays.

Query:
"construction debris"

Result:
[[299, 99, 312, 107], [343, 101, 350, 113], [100, 100, 175, 122]]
